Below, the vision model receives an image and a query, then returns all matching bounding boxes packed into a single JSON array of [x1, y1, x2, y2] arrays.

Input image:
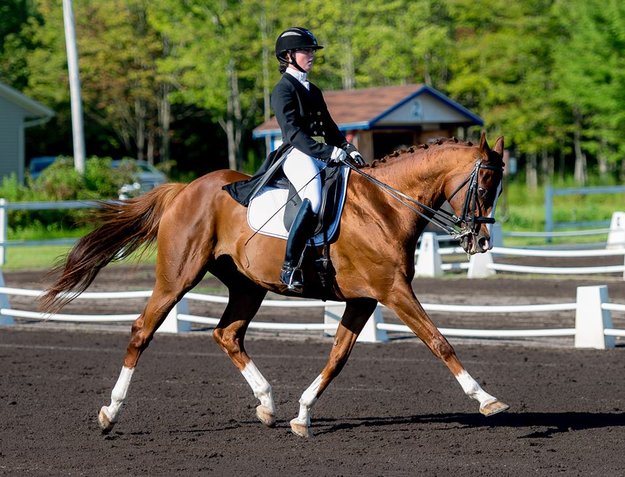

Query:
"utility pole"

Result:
[[62, 0, 86, 175]]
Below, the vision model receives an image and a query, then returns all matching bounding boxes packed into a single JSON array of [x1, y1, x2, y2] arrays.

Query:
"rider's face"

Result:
[[291, 48, 315, 72]]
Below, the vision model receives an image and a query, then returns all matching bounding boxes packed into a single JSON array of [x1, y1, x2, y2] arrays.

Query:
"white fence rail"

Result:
[[415, 211, 625, 279], [0, 199, 98, 265], [0, 276, 622, 349]]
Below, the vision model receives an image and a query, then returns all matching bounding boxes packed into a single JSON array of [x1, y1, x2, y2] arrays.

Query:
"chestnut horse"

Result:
[[41, 132, 508, 438]]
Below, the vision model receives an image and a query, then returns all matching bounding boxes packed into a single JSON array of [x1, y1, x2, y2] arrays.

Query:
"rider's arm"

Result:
[[271, 81, 340, 162]]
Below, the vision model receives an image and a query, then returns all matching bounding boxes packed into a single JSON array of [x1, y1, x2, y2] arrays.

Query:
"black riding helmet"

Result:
[[275, 27, 323, 72]]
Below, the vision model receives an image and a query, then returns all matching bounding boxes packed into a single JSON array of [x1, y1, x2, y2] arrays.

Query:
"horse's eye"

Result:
[[478, 187, 487, 198]]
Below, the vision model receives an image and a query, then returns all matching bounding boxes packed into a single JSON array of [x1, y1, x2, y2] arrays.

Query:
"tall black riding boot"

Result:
[[280, 199, 317, 292]]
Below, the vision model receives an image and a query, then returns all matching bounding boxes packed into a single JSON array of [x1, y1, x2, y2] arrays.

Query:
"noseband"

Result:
[[343, 159, 503, 240]]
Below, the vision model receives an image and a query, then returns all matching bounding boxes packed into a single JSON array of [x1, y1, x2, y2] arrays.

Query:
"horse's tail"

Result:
[[39, 183, 187, 313]]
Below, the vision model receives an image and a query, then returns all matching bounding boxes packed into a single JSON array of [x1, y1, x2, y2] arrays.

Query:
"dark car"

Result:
[[28, 156, 58, 179]]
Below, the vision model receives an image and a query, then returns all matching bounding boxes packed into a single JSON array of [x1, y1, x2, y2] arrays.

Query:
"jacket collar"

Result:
[[285, 68, 310, 90]]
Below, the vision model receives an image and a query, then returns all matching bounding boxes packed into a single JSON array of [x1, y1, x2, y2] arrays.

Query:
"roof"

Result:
[[253, 83, 483, 138], [0, 81, 55, 118]]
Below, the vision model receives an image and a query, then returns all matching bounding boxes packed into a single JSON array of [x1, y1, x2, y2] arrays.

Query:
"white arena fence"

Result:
[[0, 203, 624, 348], [415, 211, 625, 279], [0, 272, 623, 349]]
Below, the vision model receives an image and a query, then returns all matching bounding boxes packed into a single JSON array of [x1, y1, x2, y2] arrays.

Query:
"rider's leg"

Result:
[[280, 149, 322, 291], [282, 148, 323, 212], [280, 199, 316, 291]]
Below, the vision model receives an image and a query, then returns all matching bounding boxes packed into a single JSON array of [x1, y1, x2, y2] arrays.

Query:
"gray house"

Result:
[[0, 82, 54, 183]]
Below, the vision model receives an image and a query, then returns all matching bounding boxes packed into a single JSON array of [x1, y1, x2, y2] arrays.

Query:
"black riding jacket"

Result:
[[224, 73, 349, 206]]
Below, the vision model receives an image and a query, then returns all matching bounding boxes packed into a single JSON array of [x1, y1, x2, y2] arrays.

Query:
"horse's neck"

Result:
[[372, 151, 449, 208]]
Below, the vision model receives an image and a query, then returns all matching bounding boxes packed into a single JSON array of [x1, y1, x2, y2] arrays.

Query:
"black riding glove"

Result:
[[344, 143, 366, 166]]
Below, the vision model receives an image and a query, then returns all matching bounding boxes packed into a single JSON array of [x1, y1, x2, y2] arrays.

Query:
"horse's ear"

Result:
[[493, 136, 504, 155], [479, 131, 489, 152]]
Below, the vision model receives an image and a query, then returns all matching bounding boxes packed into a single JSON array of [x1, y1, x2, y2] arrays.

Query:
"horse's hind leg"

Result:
[[385, 285, 509, 416], [98, 277, 198, 432], [290, 298, 378, 437], [211, 277, 274, 426], [98, 238, 211, 432]]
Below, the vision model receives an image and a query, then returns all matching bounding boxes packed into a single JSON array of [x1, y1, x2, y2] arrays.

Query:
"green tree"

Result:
[[76, 0, 173, 164], [5, 0, 625, 183], [21, 0, 173, 164], [0, 0, 40, 88], [551, 0, 625, 183], [446, 0, 562, 188], [151, 0, 268, 171]]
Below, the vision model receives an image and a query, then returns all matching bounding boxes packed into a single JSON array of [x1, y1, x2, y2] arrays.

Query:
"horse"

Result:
[[40, 132, 508, 438]]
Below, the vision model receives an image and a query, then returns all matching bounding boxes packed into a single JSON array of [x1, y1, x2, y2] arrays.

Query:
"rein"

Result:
[[342, 159, 500, 239]]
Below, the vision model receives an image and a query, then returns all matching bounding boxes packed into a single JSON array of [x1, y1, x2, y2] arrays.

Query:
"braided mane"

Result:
[[362, 137, 476, 169]]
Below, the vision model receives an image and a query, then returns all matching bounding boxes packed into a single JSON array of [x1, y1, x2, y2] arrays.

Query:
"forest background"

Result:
[[2, 0, 625, 188]]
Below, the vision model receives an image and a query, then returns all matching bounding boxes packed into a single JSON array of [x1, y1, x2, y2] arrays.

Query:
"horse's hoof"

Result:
[[98, 407, 115, 433], [256, 405, 276, 427], [290, 418, 313, 438], [480, 399, 509, 416]]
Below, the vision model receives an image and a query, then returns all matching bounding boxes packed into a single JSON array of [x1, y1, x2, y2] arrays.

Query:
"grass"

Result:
[[500, 180, 624, 229], [496, 180, 624, 246], [2, 244, 156, 271], [3, 245, 73, 271]]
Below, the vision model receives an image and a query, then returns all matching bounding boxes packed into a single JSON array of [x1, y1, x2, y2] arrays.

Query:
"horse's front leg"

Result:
[[384, 282, 509, 416], [212, 285, 276, 427], [291, 298, 377, 437]]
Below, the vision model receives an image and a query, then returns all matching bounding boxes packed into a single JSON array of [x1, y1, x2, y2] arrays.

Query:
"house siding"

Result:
[[0, 96, 25, 182]]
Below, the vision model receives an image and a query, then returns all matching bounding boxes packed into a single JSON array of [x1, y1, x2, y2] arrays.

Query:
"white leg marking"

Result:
[[455, 370, 497, 407], [293, 374, 323, 426], [241, 361, 275, 413], [101, 366, 134, 423]]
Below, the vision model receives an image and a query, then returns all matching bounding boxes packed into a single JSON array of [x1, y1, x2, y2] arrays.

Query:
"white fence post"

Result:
[[323, 303, 342, 337], [607, 211, 625, 250], [574, 285, 614, 349], [0, 270, 14, 326], [157, 297, 191, 334], [324, 303, 388, 343], [467, 250, 495, 278], [358, 306, 388, 343], [415, 232, 442, 277]]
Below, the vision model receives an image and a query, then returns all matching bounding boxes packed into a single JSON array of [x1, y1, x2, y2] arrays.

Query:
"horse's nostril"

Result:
[[478, 236, 490, 251]]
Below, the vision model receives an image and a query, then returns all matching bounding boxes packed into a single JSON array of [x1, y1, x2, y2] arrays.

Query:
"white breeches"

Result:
[[282, 148, 324, 214]]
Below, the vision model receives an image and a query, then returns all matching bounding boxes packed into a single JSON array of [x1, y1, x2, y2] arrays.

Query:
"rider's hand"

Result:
[[330, 146, 347, 164], [348, 150, 366, 166], [344, 143, 366, 166]]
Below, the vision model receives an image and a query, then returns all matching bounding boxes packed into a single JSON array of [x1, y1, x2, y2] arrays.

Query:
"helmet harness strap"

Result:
[[286, 50, 308, 74]]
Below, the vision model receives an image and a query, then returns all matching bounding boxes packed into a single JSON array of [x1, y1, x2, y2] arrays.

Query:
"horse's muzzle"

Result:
[[460, 232, 492, 255]]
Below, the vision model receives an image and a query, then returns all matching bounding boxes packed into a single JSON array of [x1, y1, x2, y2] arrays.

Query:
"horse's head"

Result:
[[445, 132, 504, 254]]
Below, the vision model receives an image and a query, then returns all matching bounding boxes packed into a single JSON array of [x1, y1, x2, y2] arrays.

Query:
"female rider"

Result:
[[226, 27, 364, 292]]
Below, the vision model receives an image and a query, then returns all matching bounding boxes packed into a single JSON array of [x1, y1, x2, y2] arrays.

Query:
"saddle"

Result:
[[247, 164, 350, 245], [247, 164, 351, 294]]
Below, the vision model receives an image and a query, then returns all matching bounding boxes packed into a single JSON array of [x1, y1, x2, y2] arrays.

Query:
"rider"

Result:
[[225, 27, 365, 292]]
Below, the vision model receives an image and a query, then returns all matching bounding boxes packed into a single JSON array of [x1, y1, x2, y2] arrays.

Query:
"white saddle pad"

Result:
[[247, 167, 350, 245]]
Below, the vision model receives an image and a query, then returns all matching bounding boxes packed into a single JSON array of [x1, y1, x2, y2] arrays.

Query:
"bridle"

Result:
[[342, 159, 503, 241], [446, 160, 502, 240]]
